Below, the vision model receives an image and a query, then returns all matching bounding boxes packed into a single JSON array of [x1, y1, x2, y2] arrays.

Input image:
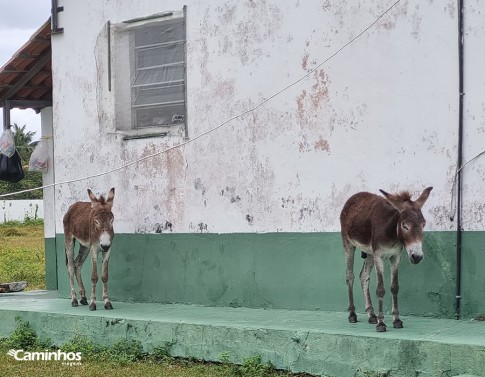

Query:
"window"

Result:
[[112, 10, 187, 137]]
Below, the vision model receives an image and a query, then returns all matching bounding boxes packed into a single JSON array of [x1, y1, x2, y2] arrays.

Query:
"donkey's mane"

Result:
[[97, 195, 107, 204], [397, 191, 412, 201]]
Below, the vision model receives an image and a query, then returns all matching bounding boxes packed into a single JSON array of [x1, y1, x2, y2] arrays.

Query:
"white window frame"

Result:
[[112, 9, 187, 139]]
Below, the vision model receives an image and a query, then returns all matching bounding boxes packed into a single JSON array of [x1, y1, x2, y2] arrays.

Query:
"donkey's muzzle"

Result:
[[407, 243, 424, 265], [99, 232, 112, 252], [410, 253, 423, 264]]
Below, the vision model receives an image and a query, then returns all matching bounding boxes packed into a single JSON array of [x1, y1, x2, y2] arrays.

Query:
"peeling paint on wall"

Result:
[[51, 0, 485, 234], [314, 137, 330, 153]]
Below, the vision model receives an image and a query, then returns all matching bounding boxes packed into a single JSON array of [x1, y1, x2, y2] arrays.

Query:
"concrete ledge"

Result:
[[0, 291, 484, 377]]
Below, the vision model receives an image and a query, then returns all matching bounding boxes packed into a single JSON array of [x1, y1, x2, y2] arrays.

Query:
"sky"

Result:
[[0, 0, 52, 140]]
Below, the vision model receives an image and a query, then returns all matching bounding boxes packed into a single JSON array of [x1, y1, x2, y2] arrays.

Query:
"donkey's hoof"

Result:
[[89, 303, 97, 311], [393, 319, 404, 329], [376, 322, 387, 332], [80, 297, 88, 305], [348, 313, 358, 323], [104, 302, 113, 310], [71, 299, 78, 307], [368, 314, 378, 324]]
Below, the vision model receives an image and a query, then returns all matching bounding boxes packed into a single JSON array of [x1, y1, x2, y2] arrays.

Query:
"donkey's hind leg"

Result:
[[64, 236, 78, 307], [343, 237, 357, 323], [360, 254, 377, 324], [74, 245, 89, 305]]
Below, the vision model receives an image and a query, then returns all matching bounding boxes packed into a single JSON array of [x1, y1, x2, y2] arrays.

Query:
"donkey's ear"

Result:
[[87, 189, 98, 208], [107, 188, 115, 204], [379, 189, 405, 211], [415, 186, 433, 209]]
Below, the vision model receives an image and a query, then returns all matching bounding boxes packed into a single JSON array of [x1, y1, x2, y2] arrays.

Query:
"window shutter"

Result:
[[131, 18, 186, 129], [113, 11, 186, 135]]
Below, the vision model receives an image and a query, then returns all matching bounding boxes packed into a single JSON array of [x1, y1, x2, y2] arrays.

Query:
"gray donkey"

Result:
[[63, 188, 115, 311]]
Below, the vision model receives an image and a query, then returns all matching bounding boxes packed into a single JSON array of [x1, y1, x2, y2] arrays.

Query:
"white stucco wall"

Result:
[[460, 0, 485, 230], [0, 200, 43, 222], [50, 0, 485, 233], [40, 107, 55, 237]]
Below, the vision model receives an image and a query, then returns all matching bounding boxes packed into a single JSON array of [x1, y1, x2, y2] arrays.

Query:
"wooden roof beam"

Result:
[[0, 52, 51, 102]]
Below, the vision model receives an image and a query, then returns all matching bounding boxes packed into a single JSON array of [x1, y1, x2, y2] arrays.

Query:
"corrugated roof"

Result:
[[0, 19, 52, 111]]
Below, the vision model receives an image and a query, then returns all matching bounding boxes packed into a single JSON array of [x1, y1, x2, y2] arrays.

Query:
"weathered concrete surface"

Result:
[[53, 231, 485, 319], [51, 0, 481, 235], [1, 291, 484, 377]]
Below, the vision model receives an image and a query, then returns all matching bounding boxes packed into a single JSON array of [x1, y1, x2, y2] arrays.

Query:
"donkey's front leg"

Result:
[[390, 253, 403, 328], [374, 254, 387, 332], [89, 246, 98, 311], [101, 249, 113, 310]]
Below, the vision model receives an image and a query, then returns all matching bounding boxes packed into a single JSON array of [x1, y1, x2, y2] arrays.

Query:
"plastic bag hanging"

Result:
[[0, 127, 16, 158], [29, 137, 49, 173], [0, 150, 25, 183]]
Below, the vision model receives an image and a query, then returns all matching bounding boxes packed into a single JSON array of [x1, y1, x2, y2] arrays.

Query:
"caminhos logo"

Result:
[[7, 349, 82, 365], [6, 349, 16, 357]]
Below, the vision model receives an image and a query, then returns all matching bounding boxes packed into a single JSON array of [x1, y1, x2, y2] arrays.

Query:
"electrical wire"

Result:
[[449, 150, 485, 221], [0, 0, 402, 199]]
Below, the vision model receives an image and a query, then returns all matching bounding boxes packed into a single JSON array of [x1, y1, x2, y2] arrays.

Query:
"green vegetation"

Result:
[[0, 221, 45, 290], [0, 123, 43, 200], [1, 316, 51, 351], [0, 169, 43, 200], [0, 318, 314, 377]]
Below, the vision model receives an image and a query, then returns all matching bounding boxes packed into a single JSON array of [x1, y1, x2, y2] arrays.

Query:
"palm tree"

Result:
[[0, 124, 43, 199], [11, 123, 36, 164]]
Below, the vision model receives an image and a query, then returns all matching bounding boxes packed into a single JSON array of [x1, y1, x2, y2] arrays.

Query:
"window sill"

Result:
[[121, 131, 168, 141], [112, 125, 185, 141]]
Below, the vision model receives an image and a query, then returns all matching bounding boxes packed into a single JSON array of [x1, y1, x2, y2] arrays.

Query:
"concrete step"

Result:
[[0, 291, 484, 376]]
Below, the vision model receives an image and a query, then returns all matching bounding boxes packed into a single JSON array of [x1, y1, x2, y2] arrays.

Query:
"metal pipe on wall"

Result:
[[454, 0, 465, 320], [51, 0, 64, 34]]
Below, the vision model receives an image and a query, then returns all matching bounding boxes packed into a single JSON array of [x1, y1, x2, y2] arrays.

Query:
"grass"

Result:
[[0, 220, 45, 290], [0, 318, 313, 377]]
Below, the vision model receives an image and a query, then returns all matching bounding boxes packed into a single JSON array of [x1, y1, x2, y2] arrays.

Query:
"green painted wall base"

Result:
[[45, 237, 57, 290], [53, 231, 485, 319], [1, 292, 485, 377]]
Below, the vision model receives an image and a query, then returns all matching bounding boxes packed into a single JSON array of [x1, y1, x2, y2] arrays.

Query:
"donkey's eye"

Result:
[[402, 223, 410, 230], [110, 218, 114, 224], [94, 220, 100, 226]]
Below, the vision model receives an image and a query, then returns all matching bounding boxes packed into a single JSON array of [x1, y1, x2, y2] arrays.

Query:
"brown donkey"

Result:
[[63, 188, 115, 311], [340, 187, 432, 332]]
